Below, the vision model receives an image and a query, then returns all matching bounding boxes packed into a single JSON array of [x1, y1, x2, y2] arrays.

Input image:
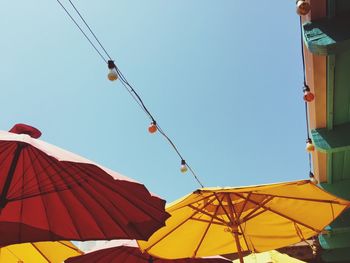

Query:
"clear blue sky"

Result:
[[0, 0, 307, 202]]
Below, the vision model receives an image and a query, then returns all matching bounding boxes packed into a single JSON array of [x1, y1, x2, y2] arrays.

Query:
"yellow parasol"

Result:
[[138, 180, 350, 263], [0, 241, 82, 263], [232, 250, 305, 263]]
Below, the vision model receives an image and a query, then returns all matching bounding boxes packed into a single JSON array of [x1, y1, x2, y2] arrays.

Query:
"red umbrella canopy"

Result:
[[0, 124, 169, 246], [65, 240, 231, 263]]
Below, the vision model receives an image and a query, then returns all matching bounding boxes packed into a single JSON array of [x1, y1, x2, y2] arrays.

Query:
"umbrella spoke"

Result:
[[240, 191, 344, 205], [39, 151, 124, 238], [234, 192, 322, 232], [175, 192, 217, 211], [0, 142, 16, 167], [71, 163, 167, 226], [143, 209, 200, 252], [238, 195, 274, 224], [188, 205, 227, 225], [31, 243, 51, 262], [32, 149, 84, 239], [226, 194, 252, 254], [192, 202, 221, 257], [0, 143, 25, 208], [189, 217, 226, 226], [237, 192, 251, 219], [7, 146, 87, 201]]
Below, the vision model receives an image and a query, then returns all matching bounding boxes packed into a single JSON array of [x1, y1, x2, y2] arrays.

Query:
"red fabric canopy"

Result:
[[66, 240, 231, 263], [0, 124, 169, 246]]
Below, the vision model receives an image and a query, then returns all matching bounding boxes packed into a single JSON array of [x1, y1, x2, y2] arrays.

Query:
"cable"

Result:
[[299, 17, 313, 173], [67, 0, 113, 60], [55, 0, 205, 188], [56, 0, 107, 63]]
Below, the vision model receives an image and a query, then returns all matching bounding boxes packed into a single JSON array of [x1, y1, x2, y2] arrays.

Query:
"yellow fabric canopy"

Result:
[[232, 250, 305, 263], [0, 241, 82, 263], [138, 180, 350, 261]]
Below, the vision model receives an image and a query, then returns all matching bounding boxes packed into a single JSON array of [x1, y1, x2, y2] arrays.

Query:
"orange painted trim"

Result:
[[303, 0, 327, 183]]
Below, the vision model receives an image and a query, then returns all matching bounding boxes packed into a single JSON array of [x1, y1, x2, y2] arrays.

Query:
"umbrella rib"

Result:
[[234, 193, 322, 232], [0, 142, 17, 168], [189, 217, 226, 226], [241, 192, 343, 204], [32, 148, 83, 239], [31, 243, 51, 263], [62, 159, 150, 239], [70, 163, 160, 238], [38, 152, 115, 238], [7, 146, 84, 200], [188, 205, 227, 225], [238, 196, 274, 224], [57, 241, 84, 254], [173, 192, 217, 211], [141, 209, 200, 252], [192, 197, 222, 258], [67, 160, 161, 239], [226, 194, 251, 255], [240, 208, 268, 224], [9, 145, 45, 196], [81, 163, 168, 222], [75, 163, 164, 219], [237, 192, 251, 219], [18, 150, 25, 243], [0, 143, 24, 207]]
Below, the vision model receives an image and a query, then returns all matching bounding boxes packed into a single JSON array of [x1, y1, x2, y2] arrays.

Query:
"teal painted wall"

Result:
[[334, 50, 350, 125]]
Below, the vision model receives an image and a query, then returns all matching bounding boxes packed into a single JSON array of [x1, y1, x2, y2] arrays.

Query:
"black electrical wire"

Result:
[[67, 0, 113, 60], [66, 0, 157, 123], [299, 17, 313, 173], [56, 0, 107, 63], [55, 0, 205, 188]]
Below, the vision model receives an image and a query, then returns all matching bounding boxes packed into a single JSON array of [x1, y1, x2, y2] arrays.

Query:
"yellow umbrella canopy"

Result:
[[232, 250, 306, 263], [138, 180, 350, 262], [0, 241, 82, 263]]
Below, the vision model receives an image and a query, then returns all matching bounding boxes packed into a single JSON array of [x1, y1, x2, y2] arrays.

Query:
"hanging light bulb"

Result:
[[148, 121, 157, 134], [309, 172, 318, 184], [180, 159, 188, 173], [306, 138, 315, 152], [303, 84, 315, 102], [296, 0, 311, 16], [107, 60, 118, 81]]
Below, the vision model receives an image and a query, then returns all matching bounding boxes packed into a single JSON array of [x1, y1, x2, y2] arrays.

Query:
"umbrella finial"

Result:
[[9, 123, 42, 139]]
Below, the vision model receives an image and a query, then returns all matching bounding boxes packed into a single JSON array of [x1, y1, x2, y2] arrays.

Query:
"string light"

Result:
[[299, 16, 316, 182], [303, 84, 314, 102], [107, 60, 118, 81], [148, 121, 157, 134], [296, 0, 311, 16], [309, 172, 318, 184], [305, 138, 315, 152], [56, 0, 204, 188], [180, 159, 188, 173]]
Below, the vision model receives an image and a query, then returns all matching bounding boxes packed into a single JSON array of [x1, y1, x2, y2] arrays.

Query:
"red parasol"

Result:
[[0, 123, 169, 246], [65, 240, 231, 263]]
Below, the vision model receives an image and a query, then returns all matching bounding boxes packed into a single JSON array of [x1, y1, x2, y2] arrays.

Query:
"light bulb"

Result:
[[296, 0, 311, 16], [180, 160, 188, 173], [107, 60, 118, 81], [108, 69, 118, 81], [303, 85, 314, 102], [309, 172, 318, 184], [306, 138, 315, 152], [148, 121, 157, 134]]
